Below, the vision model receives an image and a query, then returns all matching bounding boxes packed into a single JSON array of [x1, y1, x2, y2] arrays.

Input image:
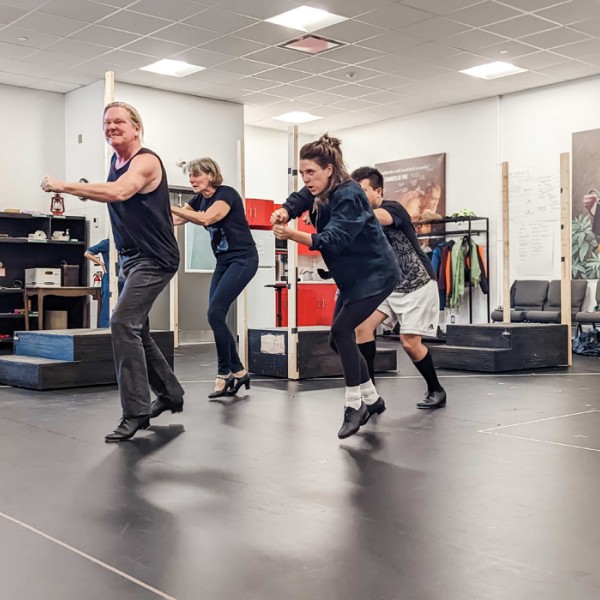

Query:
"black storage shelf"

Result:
[[0, 213, 88, 347]]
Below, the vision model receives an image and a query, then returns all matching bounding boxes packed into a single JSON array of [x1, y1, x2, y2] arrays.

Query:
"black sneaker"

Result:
[[365, 396, 386, 417], [416, 389, 447, 409], [338, 403, 368, 439]]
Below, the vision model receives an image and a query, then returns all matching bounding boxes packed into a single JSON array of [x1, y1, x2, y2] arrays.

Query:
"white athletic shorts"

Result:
[[377, 279, 439, 336]]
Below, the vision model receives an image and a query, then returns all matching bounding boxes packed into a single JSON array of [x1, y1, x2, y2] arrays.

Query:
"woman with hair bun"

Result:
[[171, 157, 258, 399], [271, 134, 400, 439]]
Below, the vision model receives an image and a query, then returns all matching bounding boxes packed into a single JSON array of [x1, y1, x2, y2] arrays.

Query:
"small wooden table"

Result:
[[23, 286, 102, 330]]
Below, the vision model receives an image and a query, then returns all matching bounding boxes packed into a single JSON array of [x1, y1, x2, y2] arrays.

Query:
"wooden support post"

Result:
[[287, 125, 299, 380], [170, 223, 179, 349], [104, 71, 118, 316], [560, 152, 572, 367], [502, 162, 511, 323], [236, 139, 248, 367]]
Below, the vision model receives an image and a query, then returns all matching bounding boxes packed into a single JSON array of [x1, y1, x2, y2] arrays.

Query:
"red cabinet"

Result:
[[245, 198, 274, 229], [279, 283, 337, 327], [297, 211, 319, 256]]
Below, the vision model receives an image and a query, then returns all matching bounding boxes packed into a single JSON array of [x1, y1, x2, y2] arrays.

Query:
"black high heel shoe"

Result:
[[208, 374, 234, 399], [227, 372, 251, 396]]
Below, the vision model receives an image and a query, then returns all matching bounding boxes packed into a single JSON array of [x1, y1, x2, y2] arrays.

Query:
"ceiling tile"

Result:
[[45, 37, 110, 57], [0, 56, 60, 78], [256, 66, 311, 82], [498, 0, 571, 10], [441, 28, 508, 51], [219, 0, 300, 20], [0, 26, 62, 49], [51, 71, 98, 85], [359, 54, 420, 72], [309, 105, 345, 117], [8, 12, 88, 37], [535, 0, 600, 25], [360, 72, 414, 89], [553, 37, 600, 58], [240, 91, 285, 105], [475, 39, 539, 60], [0, 41, 37, 59], [184, 8, 258, 34], [244, 46, 303, 67], [0, 0, 50, 9], [324, 65, 382, 82], [431, 51, 490, 70], [69, 58, 134, 78], [394, 63, 452, 80], [359, 89, 412, 103], [297, 74, 342, 90], [21, 50, 88, 69], [200, 35, 266, 57], [329, 82, 373, 97], [120, 37, 188, 58], [512, 50, 570, 68], [400, 16, 472, 40], [169, 47, 232, 68], [69, 25, 140, 47], [217, 58, 272, 75], [101, 49, 156, 67], [299, 90, 348, 104], [359, 31, 423, 54], [521, 26, 590, 48], [356, 4, 432, 29], [329, 97, 378, 110], [89, 0, 135, 7], [129, 0, 206, 20], [261, 83, 311, 99], [449, 1, 523, 27], [0, 5, 28, 25], [96, 10, 172, 35], [288, 56, 344, 74], [308, 0, 402, 19], [235, 21, 298, 45], [39, 0, 118, 23], [569, 16, 600, 36], [239, 77, 280, 92], [321, 44, 383, 64], [483, 14, 559, 38], [535, 59, 600, 78], [152, 23, 219, 45], [0, 72, 40, 87], [315, 19, 386, 44], [401, 0, 487, 15], [400, 42, 461, 60], [29, 79, 80, 93]]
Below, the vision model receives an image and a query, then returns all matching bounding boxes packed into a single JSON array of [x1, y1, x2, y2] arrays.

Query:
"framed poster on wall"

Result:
[[375, 153, 446, 249]]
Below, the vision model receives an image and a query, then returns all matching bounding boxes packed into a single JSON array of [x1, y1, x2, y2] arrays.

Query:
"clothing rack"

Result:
[[416, 216, 490, 323]]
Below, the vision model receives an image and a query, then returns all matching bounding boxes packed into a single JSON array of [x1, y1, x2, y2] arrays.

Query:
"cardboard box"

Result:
[[25, 268, 61, 287]]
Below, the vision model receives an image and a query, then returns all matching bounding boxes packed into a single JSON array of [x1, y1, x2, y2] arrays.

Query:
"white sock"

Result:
[[360, 380, 379, 404], [345, 385, 362, 409]]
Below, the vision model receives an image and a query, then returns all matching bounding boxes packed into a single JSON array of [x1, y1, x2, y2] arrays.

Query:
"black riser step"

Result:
[[14, 328, 173, 362], [446, 323, 567, 349], [428, 341, 567, 372], [0, 354, 174, 391]]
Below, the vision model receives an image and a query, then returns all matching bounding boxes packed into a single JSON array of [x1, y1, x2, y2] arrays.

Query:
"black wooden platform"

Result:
[[249, 327, 397, 379], [426, 323, 568, 372], [0, 328, 174, 390]]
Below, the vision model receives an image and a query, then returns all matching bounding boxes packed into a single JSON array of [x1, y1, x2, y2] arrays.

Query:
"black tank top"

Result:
[[107, 148, 179, 273]]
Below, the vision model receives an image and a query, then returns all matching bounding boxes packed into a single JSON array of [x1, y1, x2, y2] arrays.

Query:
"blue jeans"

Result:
[[99, 274, 109, 328], [208, 254, 258, 374]]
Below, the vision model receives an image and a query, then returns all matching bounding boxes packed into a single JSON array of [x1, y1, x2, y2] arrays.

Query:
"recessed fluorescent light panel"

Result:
[[460, 61, 527, 80], [140, 59, 205, 77], [273, 111, 322, 124], [266, 6, 347, 33]]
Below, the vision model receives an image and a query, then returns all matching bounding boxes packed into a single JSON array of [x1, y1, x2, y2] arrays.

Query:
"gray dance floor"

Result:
[[0, 341, 599, 600]]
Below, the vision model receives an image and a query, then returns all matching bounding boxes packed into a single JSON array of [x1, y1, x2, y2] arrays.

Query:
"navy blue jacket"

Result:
[[282, 180, 399, 302]]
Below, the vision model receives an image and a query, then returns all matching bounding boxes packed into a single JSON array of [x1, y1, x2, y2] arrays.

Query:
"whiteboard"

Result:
[[185, 221, 215, 273]]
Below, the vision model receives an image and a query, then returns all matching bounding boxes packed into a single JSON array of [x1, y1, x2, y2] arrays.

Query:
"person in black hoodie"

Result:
[[271, 134, 400, 439]]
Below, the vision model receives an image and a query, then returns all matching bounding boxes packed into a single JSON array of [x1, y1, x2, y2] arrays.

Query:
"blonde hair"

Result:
[[184, 157, 223, 187], [300, 133, 349, 201], [103, 101, 144, 141]]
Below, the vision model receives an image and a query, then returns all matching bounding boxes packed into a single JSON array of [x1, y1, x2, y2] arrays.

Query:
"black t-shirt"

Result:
[[380, 200, 436, 294], [107, 148, 179, 273], [188, 185, 256, 261]]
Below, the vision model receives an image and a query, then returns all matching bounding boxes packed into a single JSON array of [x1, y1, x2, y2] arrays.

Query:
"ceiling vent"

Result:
[[280, 35, 343, 55]]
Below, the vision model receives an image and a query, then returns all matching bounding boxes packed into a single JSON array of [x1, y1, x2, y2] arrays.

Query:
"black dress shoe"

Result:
[[416, 389, 447, 410], [150, 396, 184, 419], [365, 396, 386, 417], [105, 416, 150, 443], [208, 374, 234, 399], [227, 373, 251, 396], [338, 403, 369, 439]]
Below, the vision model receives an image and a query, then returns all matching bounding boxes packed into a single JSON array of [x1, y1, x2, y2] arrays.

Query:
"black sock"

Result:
[[413, 351, 443, 393], [358, 340, 376, 384]]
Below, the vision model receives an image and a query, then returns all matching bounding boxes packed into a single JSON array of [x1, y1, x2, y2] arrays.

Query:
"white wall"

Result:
[[337, 98, 500, 325], [0, 85, 65, 213]]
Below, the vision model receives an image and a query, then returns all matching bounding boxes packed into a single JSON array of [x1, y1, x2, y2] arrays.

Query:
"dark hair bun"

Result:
[[318, 133, 342, 150]]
